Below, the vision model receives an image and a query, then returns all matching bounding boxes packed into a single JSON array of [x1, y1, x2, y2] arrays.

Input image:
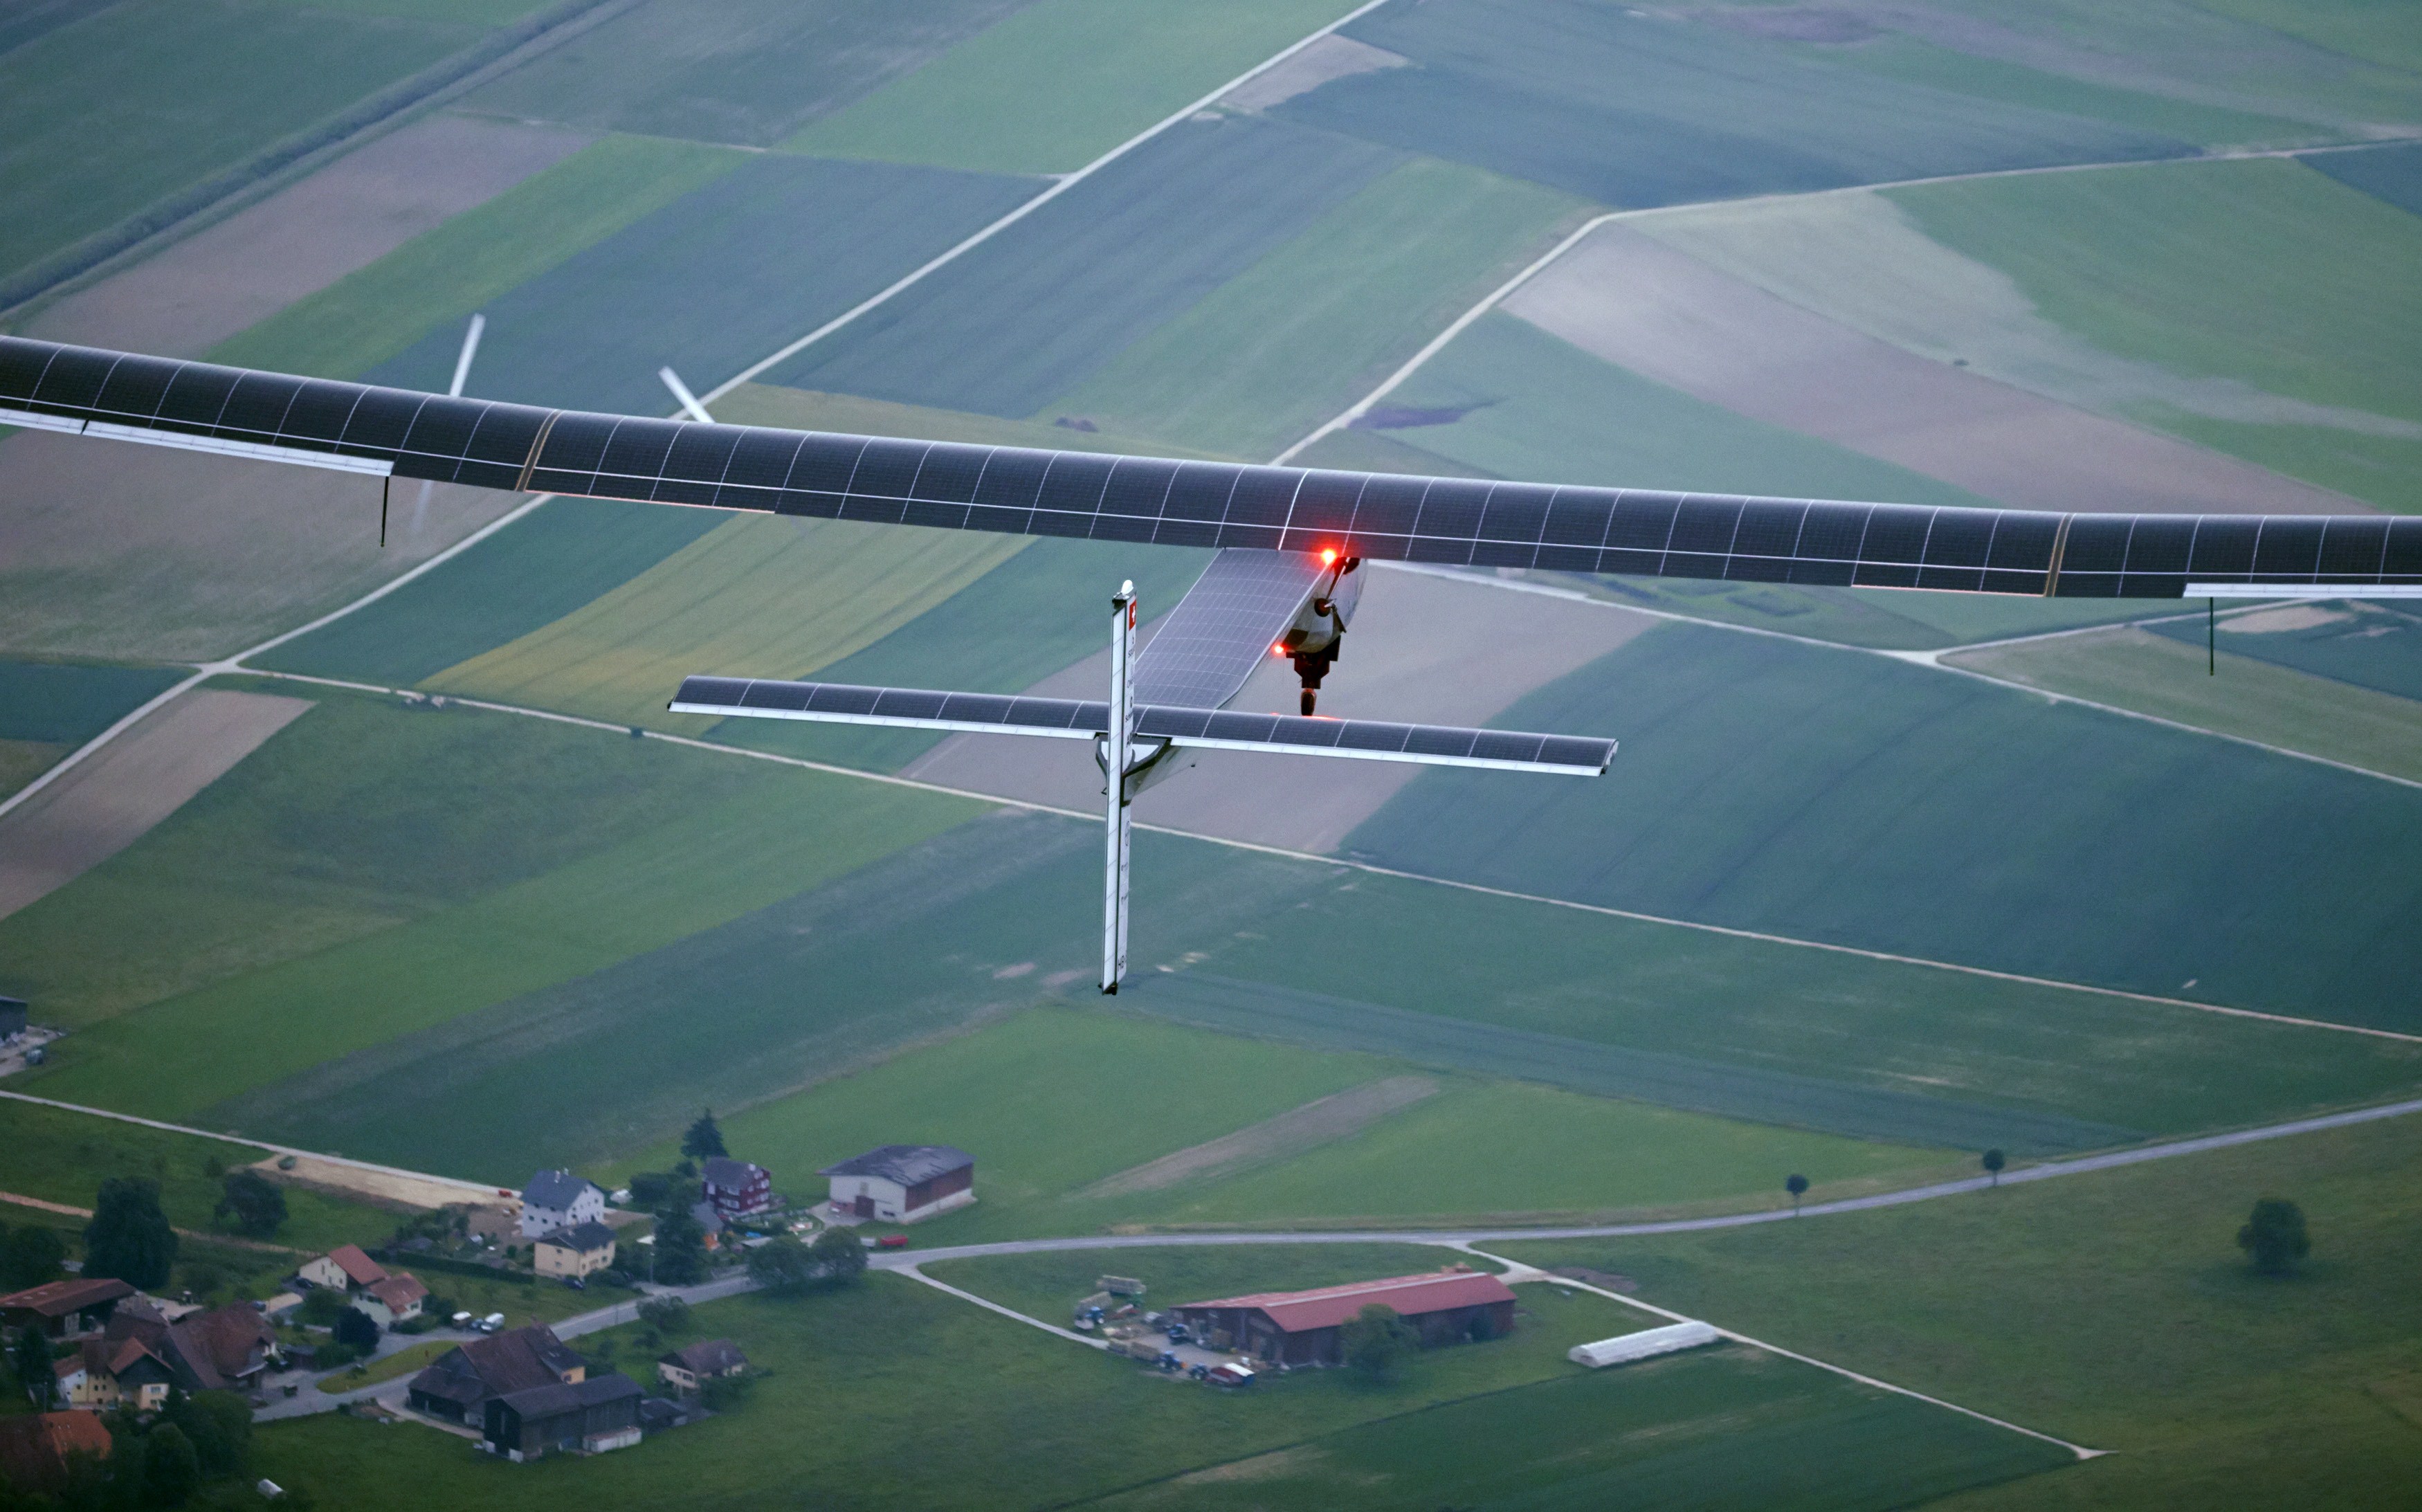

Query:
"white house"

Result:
[[354, 1275, 429, 1329], [519, 1170, 607, 1239], [298, 1245, 385, 1293], [819, 1145, 974, 1224]]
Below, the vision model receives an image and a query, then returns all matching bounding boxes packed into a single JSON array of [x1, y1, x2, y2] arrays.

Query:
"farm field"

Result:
[[253, 1270, 2021, 1511], [710, 382, 1228, 460], [464, 0, 1030, 147], [1276, 0, 2188, 210], [19, 695, 979, 1131], [362, 152, 1037, 416], [0, 0, 478, 290], [1524, 569, 2167, 652], [1345, 621, 2422, 1030], [1947, 626, 2422, 784], [1334, 313, 1998, 508], [0, 1097, 395, 1257], [1492, 1105, 2422, 1507], [1046, 158, 1582, 459], [2149, 598, 2422, 703], [208, 134, 745, 381], [424, 514, 1028, 731], [0, 658, 181, 747], [249, 498, 728, 689], [1882, 157, 2422, 511], [787, 0, 1365, 174], [771, 114, 1401, 418], [2311, 140, 2422, 217]]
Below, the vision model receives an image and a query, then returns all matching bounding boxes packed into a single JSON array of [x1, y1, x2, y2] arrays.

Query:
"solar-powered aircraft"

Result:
[[6, 335, 2417, 990]]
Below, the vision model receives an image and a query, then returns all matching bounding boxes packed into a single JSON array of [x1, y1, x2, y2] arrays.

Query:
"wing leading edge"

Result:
[[6, 335, 2418, 599]]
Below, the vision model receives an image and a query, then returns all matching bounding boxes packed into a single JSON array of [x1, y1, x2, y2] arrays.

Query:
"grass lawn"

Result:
[[320, 1336, 455, 1390], [1491, 1110, 2422, 1507], [1345, 620, 2422, 1032], [1046, 158, 1585, 460], [248, 499, 728, 689], [773, 114, 1399, 419], [2147, 597, 2422, 704], [1367, 313, 1998, 507], [0, 1099, 393, 1255], [0, 0, 475, 286], [1947, 626, 2422, 784], [785, 0, 1365, 174], [208, 134, 746, 380], [422, 514, 1028, 731], [358, 152, 1037, 417], [1886, 158, 2422, 511]]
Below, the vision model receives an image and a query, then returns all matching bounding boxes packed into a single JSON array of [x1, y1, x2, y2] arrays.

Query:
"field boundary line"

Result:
[[220, 662, 2422, 1045], [1372, 559, 2422, 793], [1474, 1255, 2104, 1459], [698, 0, 1399, 406], [0, 668, 210, 824]]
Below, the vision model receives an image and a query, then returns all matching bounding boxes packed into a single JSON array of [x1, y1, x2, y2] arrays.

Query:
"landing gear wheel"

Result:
[[1300, 688, 1318, 716]]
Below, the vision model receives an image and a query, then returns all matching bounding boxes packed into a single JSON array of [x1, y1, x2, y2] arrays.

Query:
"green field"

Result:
[[1532, 570, 2171, 652], [1494, 1109, 2422, 1507], [424, 514, 1027, 730], [1346, 621, 2422, 1030], [772, 114, 1399, 417], [1047, 158, 1583, 459], [1327, 313, 1998, 507], [1886, 158, 2422, 511], [361, 152, 1037, 416], [209, 134, 745, 380], [1948, 626, 2422, 784], [2149, 598, 2422, 703], [249, 499, 728, 688], [786, 0, 1364, 174], [0, 657, 181, 795], [711, 383, 1233, 460], [0, 1098, 394, 1257], [0, 0, 477, 286], [1280, 0, 2186, 210], [464, 0, 1028, 147], [2311, 140, 2422, 218]]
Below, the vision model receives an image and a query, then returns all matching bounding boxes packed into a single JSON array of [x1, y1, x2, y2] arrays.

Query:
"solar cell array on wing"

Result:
[[8, 336, 2418, 599]]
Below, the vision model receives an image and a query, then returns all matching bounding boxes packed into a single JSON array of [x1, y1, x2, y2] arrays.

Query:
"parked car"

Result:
[[874, 1235, 909, 1250], [477, 1313, 505, 1333], [1187, 1363, 1209, 1381], [450, 1312, 474, 1328], [1163, 1324, 1191, 1343], [565, 1276, 585, 1291], [1206, 1364, 1256, 1388]]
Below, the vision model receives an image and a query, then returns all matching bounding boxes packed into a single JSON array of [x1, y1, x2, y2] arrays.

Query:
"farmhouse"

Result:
[[1169, 1270, 1518, 1367], [535, 1220, 618, 1279], [519, 1169, 607, 1239], [484, 1374, 643, 1460], [53, 1337, 176, 1411], [0, 1412, 112, 1495], [356, 1274, 429, 1327], [701, 1157, 778, 1221], [298, 1244, 385, 1292], [0, 1277, 133, 1338], [819, 1145, 974, 1223], [657, 1338, 747, 1394], [408, 1324, 586, 1424], [103, 1300, 280, 1392]]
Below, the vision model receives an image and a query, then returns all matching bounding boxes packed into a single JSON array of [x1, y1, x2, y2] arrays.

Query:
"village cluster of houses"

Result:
[[404, 1322, 749, 1460], [0, 1276, 281, 1410]]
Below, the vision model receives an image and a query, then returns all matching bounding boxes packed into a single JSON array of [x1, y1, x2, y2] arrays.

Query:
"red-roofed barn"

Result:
[[1171, 1269, 1518, 1366]]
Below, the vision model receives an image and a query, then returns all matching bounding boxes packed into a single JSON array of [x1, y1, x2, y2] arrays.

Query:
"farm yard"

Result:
[[3, 0, 2420, 1506]]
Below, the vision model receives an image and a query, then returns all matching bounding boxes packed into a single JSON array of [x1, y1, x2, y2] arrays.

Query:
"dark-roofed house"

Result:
[[520, 1169, 606, 1239], [0, 1277, 133, 1338], [102, 1300, 279, 1393], [0, 1411, 112, 1495], [819, 1145, 974, 1224], [484, 1374, 642, 1460], [1170, 1269, 1518, 1367], [55, 1336, 176, 1412], [700, 1158, 777, 1221], [408, 1324, 586, 1425], [534, 1221, 617, 1280], [657, 1338, 747, 1394]]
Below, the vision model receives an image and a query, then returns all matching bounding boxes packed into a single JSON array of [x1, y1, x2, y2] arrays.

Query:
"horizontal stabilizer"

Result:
[[670, 676, 1615, 776]]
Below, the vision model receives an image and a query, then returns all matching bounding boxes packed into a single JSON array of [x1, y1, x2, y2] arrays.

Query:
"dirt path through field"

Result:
[[26, 113, 593, 358], [901, 563, 1652, 853], [1498, 224, 2356, 516], [252, 1153, 511, 1212], [1076, 1075, 1439, 1199], [0, 689, 310, 920]]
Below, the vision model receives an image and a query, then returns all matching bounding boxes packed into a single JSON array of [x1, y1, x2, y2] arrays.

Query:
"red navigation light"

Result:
[[1271, 641, 1286, 656], [1318, 547, 1340, 567]]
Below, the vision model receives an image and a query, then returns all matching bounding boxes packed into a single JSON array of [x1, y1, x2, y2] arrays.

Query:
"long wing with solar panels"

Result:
[[8, 334, 2416, 990]]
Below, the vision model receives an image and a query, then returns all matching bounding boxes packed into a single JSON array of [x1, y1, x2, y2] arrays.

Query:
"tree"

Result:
[[700, 1369, 754, 1411], [1340, 1303, 1415, 1381], [1785, 1174, 1809, 1214], [650, 1208, 710, 1287], [165, 1392, 251, 1481], [296, 1287, 347, 1327], [681, 1111, 728, 1161], [810, 1227, 866, 1288], [747, 1236, 816, 1293], [1, 1223, 67, 1288], [13, 1326, 55, 1409], [83, 1177, 177, 1290], [141, 1422, 201, 1508], [332, 1306, 381, 1352], [2238, 1197, 2310, 1275], [637, 1295, 691, 1336], [1982, 1149, 2005, 1188]]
